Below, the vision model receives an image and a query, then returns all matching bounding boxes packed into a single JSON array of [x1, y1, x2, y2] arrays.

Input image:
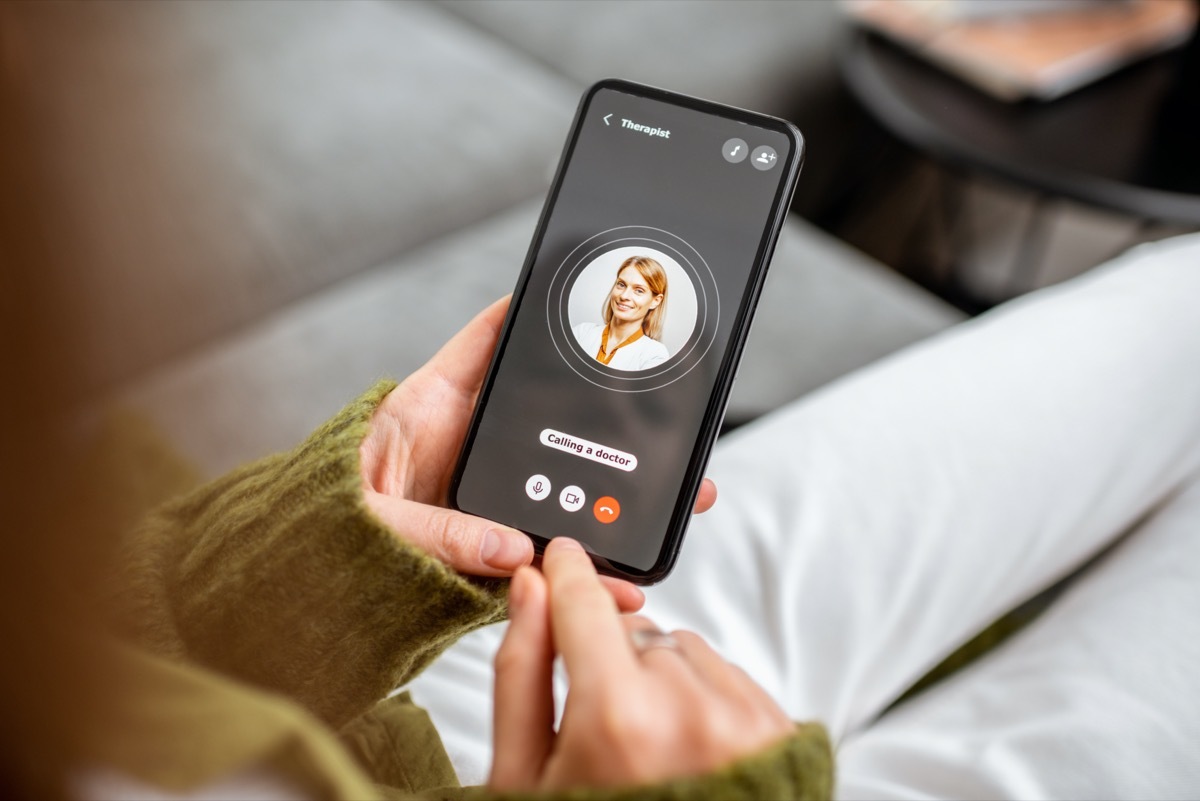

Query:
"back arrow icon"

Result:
[[603, 113, 612, 125]]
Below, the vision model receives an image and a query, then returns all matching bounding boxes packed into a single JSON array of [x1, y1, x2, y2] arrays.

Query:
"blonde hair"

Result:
[[602, 256, 668, 341]]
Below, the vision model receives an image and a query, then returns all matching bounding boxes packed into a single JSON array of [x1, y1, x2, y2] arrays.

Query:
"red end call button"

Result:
[[593, 496, 620, 524]]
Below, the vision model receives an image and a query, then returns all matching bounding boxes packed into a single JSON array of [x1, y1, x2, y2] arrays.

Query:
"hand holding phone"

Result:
[[453, 80, 803, 583], [358, 294, 715, 609]]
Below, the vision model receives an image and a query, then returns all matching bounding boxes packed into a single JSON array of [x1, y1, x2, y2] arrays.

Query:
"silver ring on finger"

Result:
[[629, 627, 682, 656]]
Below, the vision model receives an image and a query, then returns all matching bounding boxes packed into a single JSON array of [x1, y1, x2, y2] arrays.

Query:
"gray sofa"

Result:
[[4, 0, 963, 476]]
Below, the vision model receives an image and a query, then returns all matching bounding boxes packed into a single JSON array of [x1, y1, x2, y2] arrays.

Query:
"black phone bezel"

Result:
[[449, 78, 804, 585]]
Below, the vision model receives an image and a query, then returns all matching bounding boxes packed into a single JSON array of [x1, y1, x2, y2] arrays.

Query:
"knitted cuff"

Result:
[[455, 722, 833, 801], [121, 380, 509, 728]]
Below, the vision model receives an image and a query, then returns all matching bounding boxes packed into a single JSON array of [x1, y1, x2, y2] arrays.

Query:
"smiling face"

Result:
[[609, 265, 663, 326], [601, 255, 669, 341]]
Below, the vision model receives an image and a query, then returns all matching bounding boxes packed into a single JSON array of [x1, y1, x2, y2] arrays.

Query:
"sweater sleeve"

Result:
[[117, 380, 509, 729], [113, 380, 835, 801], [450, 723, 833, 801]]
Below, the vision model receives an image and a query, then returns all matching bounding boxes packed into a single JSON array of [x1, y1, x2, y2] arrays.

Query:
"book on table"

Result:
[[843, 0, 1198, 101]]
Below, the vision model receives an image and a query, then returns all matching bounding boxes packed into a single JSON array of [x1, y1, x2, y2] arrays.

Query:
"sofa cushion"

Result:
[[439, 0, 844, 118], [4, 0, 575, 394], [436, 0, 861, 216], [117, 202, 962, 477]]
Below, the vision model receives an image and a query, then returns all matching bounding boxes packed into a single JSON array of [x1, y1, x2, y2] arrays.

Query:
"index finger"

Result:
[[694, 478, 717, 515], [542, 538, 638, 686]]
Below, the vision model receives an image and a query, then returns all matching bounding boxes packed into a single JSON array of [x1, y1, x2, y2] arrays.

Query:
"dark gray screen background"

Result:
[[455, 87, 792, 573]]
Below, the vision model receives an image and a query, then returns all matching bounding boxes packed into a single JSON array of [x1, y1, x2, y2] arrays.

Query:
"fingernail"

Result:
[[482, 528, 532, 570], [552, 537, 583, 552]]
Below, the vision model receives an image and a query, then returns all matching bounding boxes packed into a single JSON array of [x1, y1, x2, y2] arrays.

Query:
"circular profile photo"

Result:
[[567, 247, 700, 373]]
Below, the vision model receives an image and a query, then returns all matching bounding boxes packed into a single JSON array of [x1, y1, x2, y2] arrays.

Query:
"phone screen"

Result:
[[453, 82, 800, 581]]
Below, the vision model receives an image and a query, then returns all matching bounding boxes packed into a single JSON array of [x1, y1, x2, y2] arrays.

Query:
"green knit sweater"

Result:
[[105, 382, 833, 800]]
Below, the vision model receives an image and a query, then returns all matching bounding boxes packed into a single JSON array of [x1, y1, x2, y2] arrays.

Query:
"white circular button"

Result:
[[722, 137, 748, 163], [559, 485, 586, 512], [751, 145, 778, 171], [525, 474, 551, 501]]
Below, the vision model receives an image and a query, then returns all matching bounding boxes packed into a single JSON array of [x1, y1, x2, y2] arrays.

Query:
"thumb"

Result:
[[364, 491, 533, 576], [419, 295, 511, 397]]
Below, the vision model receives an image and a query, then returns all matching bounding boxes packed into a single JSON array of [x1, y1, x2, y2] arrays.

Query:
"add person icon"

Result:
[[751, 145, 778, 171]]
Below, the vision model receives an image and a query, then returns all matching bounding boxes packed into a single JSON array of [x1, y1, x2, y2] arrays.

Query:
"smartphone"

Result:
[[451, 79, 803, 584]]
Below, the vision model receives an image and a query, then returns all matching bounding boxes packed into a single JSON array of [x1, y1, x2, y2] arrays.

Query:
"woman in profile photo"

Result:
[[573, 255, 671, 371]]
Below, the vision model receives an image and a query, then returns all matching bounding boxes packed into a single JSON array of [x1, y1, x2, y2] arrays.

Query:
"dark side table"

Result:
[[839, 26, 1200, 308]]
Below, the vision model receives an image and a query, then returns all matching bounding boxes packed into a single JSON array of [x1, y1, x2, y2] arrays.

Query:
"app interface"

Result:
[[456, 87, 794, 574]]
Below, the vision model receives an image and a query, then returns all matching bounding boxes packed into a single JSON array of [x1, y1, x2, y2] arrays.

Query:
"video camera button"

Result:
[[525, 474, 552, 501], [559, 485, 586, 513]]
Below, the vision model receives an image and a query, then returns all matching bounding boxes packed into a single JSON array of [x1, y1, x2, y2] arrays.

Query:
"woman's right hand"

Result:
[[488, 538, 796, 793]]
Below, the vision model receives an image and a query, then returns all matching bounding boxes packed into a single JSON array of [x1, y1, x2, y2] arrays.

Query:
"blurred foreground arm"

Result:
[[117, 377, 511, 730]]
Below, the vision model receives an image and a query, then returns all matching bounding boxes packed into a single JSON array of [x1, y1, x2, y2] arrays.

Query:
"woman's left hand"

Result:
[[358, 296, 717, 612]]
